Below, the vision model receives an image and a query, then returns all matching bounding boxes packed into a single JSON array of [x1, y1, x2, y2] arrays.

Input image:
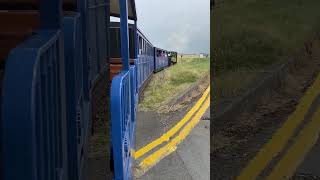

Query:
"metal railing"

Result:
[[111, 68, 136, 180], [2, 30, 68, 180], [63, 13, 91, 180], [130, 65, 138, 144]]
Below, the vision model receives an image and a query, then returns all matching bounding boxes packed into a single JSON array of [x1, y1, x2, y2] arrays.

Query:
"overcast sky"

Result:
[[135, 0, 210, 54]]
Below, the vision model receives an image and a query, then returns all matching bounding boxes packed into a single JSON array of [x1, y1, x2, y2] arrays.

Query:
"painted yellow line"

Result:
[[237, 73, 320, 180], [267, 107, 320, 179], [133, 86, 210, 159], [135, 96, 210, 177]]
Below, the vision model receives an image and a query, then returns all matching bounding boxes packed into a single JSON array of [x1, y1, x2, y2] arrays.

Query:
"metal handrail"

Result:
[[2, 30, 68, 180], [111, 70, 134, 180]]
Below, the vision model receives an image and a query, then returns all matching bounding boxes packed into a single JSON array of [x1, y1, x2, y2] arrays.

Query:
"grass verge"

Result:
[[139, 58, 210, 111], [212, 0, 320, 102]]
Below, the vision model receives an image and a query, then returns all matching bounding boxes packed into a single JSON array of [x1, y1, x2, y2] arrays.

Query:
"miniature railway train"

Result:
[[109, 22, 177, 94], [0, 0, 177, 180]]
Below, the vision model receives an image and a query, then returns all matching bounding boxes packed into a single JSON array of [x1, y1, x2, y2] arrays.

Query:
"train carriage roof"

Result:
[[110, 0, 137, 20]]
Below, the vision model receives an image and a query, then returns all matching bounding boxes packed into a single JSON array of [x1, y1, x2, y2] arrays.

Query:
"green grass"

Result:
[[212, 0, 320, 74], [139, 58, 210, 111], [213, 68, 260, 103], [212, 0, 320, 102]]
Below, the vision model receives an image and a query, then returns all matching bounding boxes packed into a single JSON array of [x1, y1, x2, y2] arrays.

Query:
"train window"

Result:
[[141, 40, 144, 55], [143, 39, 146, 55], [146, 45, 148, 55], [129, 27, 134, 58], [139, 36, 142, 55], [109, 28, 121, 58], [141, 39, 143, 54], [109, 24, 135, 59]]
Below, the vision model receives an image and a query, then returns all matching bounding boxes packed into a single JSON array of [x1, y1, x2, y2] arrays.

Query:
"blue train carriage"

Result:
[[153, 47, 169, 72], [109, 21, 154, 96], [137, 29, 155, 94]]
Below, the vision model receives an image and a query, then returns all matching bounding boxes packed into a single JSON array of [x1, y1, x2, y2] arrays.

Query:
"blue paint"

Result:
[[63, 13, 86, 180], [0, 0, 175, 180], [1, 0, 109, 179], [111, 71, 133, 180], [120, 0, 130, 71], [110, 0, 138, 179], [2, 30, 68, 180], [154, 47, 169, 72]]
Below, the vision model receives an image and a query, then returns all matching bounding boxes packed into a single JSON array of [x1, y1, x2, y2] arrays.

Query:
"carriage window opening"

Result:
[[141, 40, 143, 55], [142, 40, 144, 55], [143, 40, 146, 55], [129, 27, 134, 58], [139, 36, 142, 55], [141, 39, 144, 55], [144, 40, 146, 55]]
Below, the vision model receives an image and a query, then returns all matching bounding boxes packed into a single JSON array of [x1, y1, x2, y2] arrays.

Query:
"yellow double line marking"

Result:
[[267, 108, 320, 179], [133, 86, 210, 177], [237, 73, 320, 179], [135, 97, 210, 177], [133, 86, 210, 159]]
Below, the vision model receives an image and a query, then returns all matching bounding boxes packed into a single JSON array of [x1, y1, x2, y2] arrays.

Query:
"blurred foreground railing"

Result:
[[2, 30, 68, 180]]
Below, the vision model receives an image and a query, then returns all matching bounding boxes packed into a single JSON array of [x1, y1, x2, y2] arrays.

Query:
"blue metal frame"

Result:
[[62, 1, 109, 179], [2, 30, 68, 180], [111, 71, 132, 180], [1, 1, 69, 179], [0, 0, 143, 179], [110, 0, 137, 179], [119, 0, 130, 71], [62, 12, 91, 180]]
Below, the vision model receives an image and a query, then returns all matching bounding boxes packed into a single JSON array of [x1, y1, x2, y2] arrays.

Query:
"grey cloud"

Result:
[[136, 0, 210, 54]]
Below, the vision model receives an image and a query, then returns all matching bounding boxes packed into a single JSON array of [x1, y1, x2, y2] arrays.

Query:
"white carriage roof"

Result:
[[110, 0, 137, 20]]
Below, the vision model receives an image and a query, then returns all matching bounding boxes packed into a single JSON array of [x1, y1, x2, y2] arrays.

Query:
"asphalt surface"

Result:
[[134, 106, 210, 180], [296, 138, 320, 177], [294, 97, 320, 179]]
